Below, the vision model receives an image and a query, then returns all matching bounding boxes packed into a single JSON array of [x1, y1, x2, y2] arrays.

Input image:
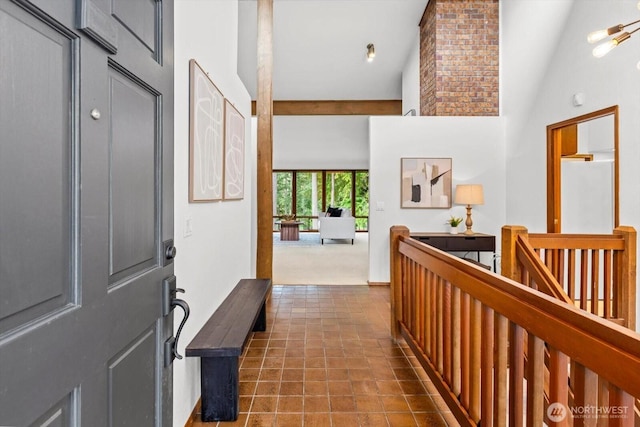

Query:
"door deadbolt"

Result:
[[165, 245, 177, 260]]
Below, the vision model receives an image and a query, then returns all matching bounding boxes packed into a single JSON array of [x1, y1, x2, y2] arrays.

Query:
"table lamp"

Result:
[[454, 184, 484, 235]]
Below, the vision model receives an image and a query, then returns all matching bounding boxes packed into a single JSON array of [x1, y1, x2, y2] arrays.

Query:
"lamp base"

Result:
[[464, 204, 474, 235]]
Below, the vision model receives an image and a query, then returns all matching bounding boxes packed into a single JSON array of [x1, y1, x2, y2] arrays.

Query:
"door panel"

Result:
[[0, 0, 76, 335], [112, 0, 157, 55], [108, 66, 158, 282], [29, 391, 77, 427], [0, 1, 174, 426], [109, 327, 156, 426]]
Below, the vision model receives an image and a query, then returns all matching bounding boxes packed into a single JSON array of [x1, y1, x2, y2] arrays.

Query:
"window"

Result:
[[273, 171, 293, 230], [325, 171, 352, 211], [355, 171, 369, 231], [296, 172, 323, 230], [273, 169, 369, 231]]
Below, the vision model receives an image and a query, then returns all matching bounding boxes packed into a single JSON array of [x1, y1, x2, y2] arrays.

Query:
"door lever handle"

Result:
[[162, 276, 190, 366], [170, 297, 190, 360]]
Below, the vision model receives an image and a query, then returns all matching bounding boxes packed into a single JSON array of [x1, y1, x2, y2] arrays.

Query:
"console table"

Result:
[[410, 232, 496, 271]]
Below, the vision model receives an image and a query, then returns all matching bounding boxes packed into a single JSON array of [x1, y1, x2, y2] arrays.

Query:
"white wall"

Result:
[[401, 33, 421, 116], [369, 116, 506, 283], [503, 0, 640, 325], [273, 116, 369, 170], [173, 1, 253, 425], [504, 0, 640, 231]]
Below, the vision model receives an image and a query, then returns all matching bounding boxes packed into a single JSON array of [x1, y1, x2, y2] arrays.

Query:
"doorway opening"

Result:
[[272, 170, 369, 285]]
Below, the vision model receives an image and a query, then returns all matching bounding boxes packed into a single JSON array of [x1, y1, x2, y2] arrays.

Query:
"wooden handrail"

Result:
[[527, 233, 626, 250], [503, 225, 636, 329], [391, 225, 640, 425], [397, 236, 640, 392], [514, 235, 572, 304]]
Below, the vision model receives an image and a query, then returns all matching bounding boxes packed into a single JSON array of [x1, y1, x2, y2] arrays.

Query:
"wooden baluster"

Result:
[[494, 314, 508, 427], [420, 268, 427, 353], [411, 263, 422, 337], [523, 269, 533, 290], [418, 267, 425, 349], [549, 347, 570, 427], [481, 305, 495, 426], [409, 259, 415, 333], [430, 272, 438, 359], [452, 286, 462, 396], [443, 280, 452, 384], [407, 259, 412, 324], [402, 257, 408, 325], [573, 364, 597, 427], [568, 249, 576, 302], [425, 270, 433, 357], [436, 276, 444, 374], [545, 248, 555, 276], [470, 298, 482, 423], [527, 334, 544, 426], [603, 249, 612, 319], [509, 323, 524, 427], [581, 249, 589, 311], [557, 248, 565, 290], [591, 250, 600, 315], [608, 383, 635, 427], [599, 378, 609, 427], [461, 291, 471, 410]]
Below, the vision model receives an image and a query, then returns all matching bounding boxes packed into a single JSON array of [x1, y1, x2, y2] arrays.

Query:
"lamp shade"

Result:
[[454, 184, 484, 205]]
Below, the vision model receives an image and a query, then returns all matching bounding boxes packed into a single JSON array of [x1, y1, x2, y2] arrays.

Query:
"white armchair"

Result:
[[318, 209, 356, 244]]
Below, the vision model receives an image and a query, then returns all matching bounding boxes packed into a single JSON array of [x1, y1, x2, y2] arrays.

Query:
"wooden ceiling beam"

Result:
[[250, 100, 402, 116]]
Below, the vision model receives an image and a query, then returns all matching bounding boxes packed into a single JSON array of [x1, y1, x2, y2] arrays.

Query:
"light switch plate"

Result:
[[184, 216, 193, 237]]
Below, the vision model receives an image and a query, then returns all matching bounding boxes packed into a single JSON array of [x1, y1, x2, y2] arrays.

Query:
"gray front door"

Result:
[[0, 0, 175, 425]]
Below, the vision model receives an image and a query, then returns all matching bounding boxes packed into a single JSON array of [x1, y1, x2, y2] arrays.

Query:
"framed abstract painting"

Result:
[[189, 59, 224, 202], [400, 157, 452, 208], [223, 99, 245, 200]]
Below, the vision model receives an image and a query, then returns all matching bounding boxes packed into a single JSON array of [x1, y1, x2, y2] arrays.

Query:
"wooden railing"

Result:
[[502, 226, 636, 329], [390, 225, 640, 426]]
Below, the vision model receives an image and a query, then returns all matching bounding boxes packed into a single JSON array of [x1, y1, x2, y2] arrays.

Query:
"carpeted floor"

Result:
[[273, 232, 369, 285]]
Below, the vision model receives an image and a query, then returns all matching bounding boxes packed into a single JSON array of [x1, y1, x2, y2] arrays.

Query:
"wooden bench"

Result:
[[185, 278, 272, 422]]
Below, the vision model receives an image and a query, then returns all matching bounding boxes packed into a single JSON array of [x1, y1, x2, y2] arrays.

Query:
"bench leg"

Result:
[[253, 302, 267, 332], [200, 356, 239, 422]]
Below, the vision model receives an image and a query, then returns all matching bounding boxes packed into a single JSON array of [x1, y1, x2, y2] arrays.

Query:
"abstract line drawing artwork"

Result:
[[189, 59, 224, 202], [401, 157, 452, 208], [223, 99, 245, 200]]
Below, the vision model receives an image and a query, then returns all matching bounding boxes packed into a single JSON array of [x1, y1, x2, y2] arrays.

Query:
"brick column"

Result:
[[419, 0, 499, 116]]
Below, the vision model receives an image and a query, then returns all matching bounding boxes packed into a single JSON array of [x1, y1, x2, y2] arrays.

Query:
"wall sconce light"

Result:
[[588, 2, 640, 60], [454, 184, 484, 235], [366, 43, 375, 62]]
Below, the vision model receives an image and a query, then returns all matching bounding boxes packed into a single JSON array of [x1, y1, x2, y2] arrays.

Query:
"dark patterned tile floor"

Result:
[[192, 285, 459, 426]]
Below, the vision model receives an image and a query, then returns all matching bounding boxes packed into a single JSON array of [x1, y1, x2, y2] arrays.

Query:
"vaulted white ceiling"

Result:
[[237, 0, 428, 101]]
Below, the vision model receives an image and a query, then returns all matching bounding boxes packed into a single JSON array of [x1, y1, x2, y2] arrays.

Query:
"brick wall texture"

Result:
[[419, 0, 499, 116]]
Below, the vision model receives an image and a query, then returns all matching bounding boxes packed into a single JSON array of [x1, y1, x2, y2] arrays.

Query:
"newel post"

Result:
[[390, 225, 409, 341], [613, 226, 636, 330], [501, 226, 528, 281]]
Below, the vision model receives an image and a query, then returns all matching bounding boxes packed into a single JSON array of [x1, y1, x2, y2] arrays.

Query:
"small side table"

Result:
[[279, 221, 302, 241]]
